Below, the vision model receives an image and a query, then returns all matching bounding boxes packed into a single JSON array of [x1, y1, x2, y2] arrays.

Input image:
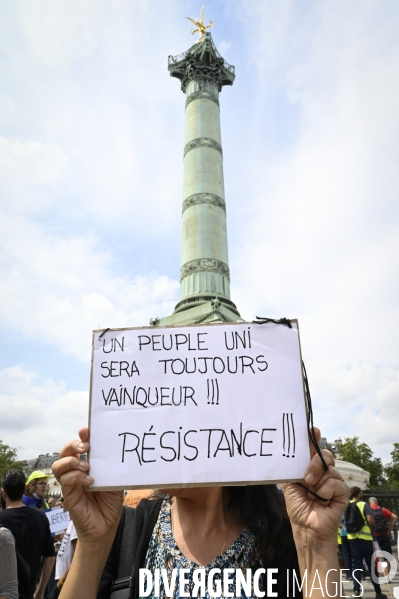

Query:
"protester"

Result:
[[23, 472, 52, 510], [346, 486, 387, 598], [51, 426, 350, 599], [368, 496, 398, 554], [48, 520, 77, 599], [21, 472, 55, 598], [0, 527, 18, 599], [0, 470, 56, 599]]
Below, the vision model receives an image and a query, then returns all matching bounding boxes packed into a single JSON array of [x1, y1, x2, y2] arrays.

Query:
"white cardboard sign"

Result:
[[45, 507, 71, 534], [88, 321, 311, 490]]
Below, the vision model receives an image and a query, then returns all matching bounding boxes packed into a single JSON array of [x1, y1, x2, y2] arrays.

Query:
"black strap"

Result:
[[254, 317, 329, 502], [302, 361, 329, 471], [296, 361, 329, 501], [254, 316, 292, 328], [17, 507, 31, 547], [111, 499, 163, 599]]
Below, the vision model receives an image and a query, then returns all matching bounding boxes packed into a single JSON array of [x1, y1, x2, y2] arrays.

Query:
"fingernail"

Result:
[[77, 443, 85, 450], [305, 473, 315, 484], [79, 461, 89, 470], [85, 475, 94, 482]]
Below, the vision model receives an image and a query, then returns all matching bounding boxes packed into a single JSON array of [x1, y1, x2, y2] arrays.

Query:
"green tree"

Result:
[[0, 440, 22, 482], [384, 442, 399, 488], [340, 436, 385, 488]]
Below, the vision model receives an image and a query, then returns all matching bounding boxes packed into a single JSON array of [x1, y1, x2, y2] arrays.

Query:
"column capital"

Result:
[[168, 33, 235, 92]]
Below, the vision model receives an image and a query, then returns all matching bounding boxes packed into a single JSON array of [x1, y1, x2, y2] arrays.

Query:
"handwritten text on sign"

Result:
[[45, 508, 71, 535], [88, 321, 310, 489]]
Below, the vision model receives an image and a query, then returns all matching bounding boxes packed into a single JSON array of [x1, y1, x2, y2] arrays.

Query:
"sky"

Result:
[[0, 0, 398, 465]]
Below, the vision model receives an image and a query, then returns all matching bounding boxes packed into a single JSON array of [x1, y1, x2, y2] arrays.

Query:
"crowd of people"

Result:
[[338, 485, 398, 598], [0, 446, 398, 599], [0, 469, 77, 599]]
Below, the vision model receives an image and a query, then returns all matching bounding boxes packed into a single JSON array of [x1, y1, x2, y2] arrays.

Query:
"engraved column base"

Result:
[[173, 293, 241, 318], [152, 297, 242, 326]]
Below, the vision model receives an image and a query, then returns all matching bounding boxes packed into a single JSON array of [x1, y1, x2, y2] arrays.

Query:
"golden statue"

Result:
[[186, 6, 213, 42]]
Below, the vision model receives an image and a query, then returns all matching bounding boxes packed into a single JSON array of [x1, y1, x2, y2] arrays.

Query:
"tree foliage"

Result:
[[0, 440, 22, 482], [385, 442, 399, 488], [341, 436, 385, 488]]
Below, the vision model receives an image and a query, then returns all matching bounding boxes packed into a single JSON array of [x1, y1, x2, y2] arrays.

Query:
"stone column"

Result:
[[154, 34, 240, 326], [180, 78, 230, 300]]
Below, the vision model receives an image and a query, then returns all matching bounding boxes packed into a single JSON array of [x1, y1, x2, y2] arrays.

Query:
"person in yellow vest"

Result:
[[347, 486, 387, 598]]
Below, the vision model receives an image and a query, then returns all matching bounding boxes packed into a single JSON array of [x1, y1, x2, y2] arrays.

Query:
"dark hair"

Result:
[[350, 486, 362, 500], [2, 470, 26, 501], [228, 484, 295, 565]]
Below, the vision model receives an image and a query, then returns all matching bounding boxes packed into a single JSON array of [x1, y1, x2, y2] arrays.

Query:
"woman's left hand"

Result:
[[282, 428, 350, 546]]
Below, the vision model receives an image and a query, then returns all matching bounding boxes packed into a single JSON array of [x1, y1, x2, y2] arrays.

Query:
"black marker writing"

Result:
[[282, 413, 296, 458], [102, 385, 197, 408], [290, 413, 296, 458], [138, 332, 208, 352], [101, 361, 140, 378], [159, 355, 267, 376], [223, 328, 252, 351], [102, 337, 124, 353], [119, 424, 277, 465]]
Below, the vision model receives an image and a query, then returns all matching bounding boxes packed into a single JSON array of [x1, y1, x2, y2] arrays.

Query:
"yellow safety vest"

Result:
[[347, 500, 373, 541]]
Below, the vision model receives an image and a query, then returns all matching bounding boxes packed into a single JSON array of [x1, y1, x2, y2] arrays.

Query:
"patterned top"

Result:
[[142, 498, 263, 599], [0, 527, 18, 599]]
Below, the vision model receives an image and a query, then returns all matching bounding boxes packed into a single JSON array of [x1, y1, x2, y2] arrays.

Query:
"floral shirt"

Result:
[[141, 498, 263, 599]]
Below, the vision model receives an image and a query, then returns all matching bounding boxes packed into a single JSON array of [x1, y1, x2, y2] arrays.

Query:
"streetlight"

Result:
[[376, 474, 383, 487]]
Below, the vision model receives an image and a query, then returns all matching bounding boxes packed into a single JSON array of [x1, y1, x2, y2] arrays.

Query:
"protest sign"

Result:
[[45, 507, 71, 534], [88, 321, 311, 490]]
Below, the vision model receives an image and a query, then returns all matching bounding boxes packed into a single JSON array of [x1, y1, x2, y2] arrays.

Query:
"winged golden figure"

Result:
[[186, 6, 213, 42]]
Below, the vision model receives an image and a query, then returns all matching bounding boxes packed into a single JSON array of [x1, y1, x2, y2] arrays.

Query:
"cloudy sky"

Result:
[[1, 0, 398, 465]]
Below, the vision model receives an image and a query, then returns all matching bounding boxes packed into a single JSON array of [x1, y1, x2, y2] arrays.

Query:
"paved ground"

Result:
[[341, 570, 399, 598]]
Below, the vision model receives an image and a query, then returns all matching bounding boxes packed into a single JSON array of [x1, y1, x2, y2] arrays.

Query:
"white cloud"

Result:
[[0, 3, 188, 367], [229, 1, 399, 461], [0, 137, 70, 212], [0, 1, 188, 233], [307, 363, 399, 460], [0, 366, 87, 458], [0, 211, 179, 362]]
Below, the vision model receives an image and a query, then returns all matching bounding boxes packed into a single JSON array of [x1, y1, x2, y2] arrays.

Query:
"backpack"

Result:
[[15, 509, 32, 599], [15, 552, 30, 599], [373, 507, 388, 534], [344, 502, 365, 533]]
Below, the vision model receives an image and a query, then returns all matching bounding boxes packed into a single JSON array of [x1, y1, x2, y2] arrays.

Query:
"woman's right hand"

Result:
[[52, 427, 123, 545]]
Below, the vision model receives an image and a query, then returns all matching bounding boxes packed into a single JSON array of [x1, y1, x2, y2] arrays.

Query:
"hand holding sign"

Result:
[[52, 427, 123, 546], [282, 427, 349, 547]]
